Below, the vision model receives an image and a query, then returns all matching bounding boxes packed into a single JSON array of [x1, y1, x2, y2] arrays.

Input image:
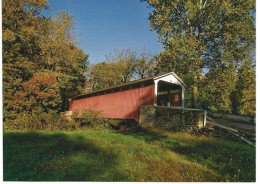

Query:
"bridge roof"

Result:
[[74, 72, 186, 100]]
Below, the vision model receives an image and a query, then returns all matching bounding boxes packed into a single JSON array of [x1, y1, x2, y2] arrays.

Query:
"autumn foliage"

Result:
[[22, 73, 62, 112], [3, 0, 88, 122]]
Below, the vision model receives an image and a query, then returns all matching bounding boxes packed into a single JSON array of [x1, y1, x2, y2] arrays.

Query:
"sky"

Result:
[[43, 0, 162, 64]]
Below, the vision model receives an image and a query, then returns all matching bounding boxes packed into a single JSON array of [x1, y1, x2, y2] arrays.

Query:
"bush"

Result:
[[72, 110, 110, 129], [3, 110, 79, 131], [3, 108, 139, 131]]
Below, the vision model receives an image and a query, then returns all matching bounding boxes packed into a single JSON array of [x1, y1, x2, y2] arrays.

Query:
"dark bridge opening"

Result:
[[157, 80, 182, 107]]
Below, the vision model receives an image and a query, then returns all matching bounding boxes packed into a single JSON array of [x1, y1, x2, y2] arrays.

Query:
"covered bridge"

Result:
[[68, 72, 187, 122]]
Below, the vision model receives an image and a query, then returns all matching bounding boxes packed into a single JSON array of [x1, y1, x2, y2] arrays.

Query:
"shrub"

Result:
[[3, 110, 79, 131], [3, 108, 136, 131], [72, 109, 110, 129]]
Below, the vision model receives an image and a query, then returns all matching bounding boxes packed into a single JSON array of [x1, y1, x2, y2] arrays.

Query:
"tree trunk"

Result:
[[192, 85, 198, 108]]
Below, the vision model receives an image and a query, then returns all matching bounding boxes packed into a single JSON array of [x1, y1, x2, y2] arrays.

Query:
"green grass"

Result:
[[3, 128, 255, 181]]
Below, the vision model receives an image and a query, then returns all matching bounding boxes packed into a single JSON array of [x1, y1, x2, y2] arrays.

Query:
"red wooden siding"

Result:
[[69, 84, 155, 122]]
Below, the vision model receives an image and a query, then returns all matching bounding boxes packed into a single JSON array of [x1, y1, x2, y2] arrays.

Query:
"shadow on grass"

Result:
[[3, 131, 128, 181], [116, 128, 256, 182]]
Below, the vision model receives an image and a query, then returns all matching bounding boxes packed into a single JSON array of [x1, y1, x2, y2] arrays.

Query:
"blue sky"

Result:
[[43, 0, 162, 64]]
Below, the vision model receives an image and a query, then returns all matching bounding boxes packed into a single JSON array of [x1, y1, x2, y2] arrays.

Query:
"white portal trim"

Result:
[[154, 72, 187, 88], [153, 72, 186, 107]]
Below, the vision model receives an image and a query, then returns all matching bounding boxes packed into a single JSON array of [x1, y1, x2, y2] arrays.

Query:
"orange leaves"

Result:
[[3, 0, 88, 121], [19, 72, 62, 112], [23, 74, 57, 90]]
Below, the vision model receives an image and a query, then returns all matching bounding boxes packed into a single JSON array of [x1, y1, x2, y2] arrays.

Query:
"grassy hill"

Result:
[[3, 128, 255, 181]]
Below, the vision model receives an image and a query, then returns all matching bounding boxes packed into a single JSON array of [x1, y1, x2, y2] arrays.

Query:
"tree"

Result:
[[89, 62, 124, 90], [3, 0, 89, 120], [87, 48, 158, 92], [143, 0, 255, 111], [197, 66, 237, 113], [39, 11, 89, 110], [87, 48, 138, 91], [3, 0, 49, 120], [22, 72, 62, 113], [232, 60, 256, 115], [134, 48, 157, 79], [106, 48, 137, 83]]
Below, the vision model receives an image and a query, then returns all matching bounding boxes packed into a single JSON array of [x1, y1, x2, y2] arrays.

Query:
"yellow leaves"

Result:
[[147, 0, 159, 6], [21, 26, 36, 36], [2, 29, 16, 41], [28, 0, 48, 8]]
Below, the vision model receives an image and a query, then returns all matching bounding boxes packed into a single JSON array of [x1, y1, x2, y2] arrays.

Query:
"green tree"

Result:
[[143, 0, 255, 111], [89, 62, 123, 90], [231, 60, 256, 115], [197, 66, 237, 113]]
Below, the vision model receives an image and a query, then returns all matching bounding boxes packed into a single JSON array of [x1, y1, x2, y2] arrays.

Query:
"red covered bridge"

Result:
[[68, 72, 187, 122]]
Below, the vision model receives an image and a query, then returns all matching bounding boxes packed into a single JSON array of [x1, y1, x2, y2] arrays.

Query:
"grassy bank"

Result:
[[3, 129, 255, 181]]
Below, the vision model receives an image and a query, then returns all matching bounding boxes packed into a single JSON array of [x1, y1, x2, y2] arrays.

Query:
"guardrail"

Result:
[[206, 116, 255, 147]]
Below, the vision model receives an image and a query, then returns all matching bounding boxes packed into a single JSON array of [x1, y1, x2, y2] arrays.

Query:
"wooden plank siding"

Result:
[[69, 84, 155, 122]]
